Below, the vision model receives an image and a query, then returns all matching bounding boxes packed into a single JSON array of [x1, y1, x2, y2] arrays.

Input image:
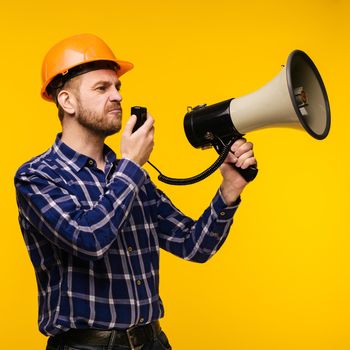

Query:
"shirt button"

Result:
[[136, 280, 142, 286], [88, 159, 94, 166], [127, 246, 133, 252], [220, 211, 226, 216], [139, 318, 145, 323]]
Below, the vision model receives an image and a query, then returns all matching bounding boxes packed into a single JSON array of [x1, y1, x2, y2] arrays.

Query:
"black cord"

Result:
[[147, 160, 165, 176], [146, 137, 235, 185]]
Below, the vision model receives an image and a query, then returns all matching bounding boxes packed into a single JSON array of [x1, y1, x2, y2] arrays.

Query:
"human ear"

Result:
[[57, 90, 77, 115]]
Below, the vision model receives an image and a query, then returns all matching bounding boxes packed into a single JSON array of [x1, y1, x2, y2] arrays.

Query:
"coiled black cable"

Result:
[[147, 137, 234, 186]]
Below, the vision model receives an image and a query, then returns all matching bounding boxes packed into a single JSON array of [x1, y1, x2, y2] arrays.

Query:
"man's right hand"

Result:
[[120, 113, 155, 166]]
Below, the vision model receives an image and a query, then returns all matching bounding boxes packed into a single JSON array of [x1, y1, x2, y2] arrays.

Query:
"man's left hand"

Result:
[[219, 138, 257, 205]]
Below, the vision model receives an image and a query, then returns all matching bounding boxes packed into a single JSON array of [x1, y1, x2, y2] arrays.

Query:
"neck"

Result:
[[61, 123, 106, 170]]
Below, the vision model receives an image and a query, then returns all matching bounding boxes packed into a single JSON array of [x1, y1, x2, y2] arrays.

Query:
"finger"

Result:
[[144, 127, 155, 146], [234, 141, 253, 158], [141, 113, 155, 131], [225, 151, 238, 164], [124, 114, 137, 135], [236, 150, 254, 167], [240, 156, 257, 169], [231, 138, 246, 151]]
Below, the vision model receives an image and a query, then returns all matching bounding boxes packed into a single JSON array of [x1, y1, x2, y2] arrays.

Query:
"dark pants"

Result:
[[46, 330, 172, 350]]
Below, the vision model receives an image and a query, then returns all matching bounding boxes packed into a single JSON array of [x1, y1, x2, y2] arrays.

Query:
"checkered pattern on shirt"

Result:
[[14, 134, 239, 336]]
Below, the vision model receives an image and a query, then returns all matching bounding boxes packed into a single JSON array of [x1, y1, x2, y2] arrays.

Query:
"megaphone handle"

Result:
[[232, 164, 258, 182], [213, 137, 258, 182]]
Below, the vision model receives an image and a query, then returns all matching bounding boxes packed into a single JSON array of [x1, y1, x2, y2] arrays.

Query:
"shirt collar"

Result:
[[52, 133, 117, 172]]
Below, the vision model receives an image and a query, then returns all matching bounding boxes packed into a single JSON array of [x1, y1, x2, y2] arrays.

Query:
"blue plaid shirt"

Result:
[[14, 134, 240, 336]]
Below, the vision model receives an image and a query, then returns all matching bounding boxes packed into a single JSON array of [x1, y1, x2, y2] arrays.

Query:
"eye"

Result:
[[96, 85, 107, 92]]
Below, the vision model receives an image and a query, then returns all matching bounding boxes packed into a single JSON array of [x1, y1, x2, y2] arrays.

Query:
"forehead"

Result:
[[78, 69, 120, 85]]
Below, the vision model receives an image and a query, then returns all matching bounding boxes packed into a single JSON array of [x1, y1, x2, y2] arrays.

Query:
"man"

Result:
[[15, 34, 256, 350]]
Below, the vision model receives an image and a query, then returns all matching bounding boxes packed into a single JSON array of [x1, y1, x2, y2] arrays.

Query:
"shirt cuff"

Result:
[[212, 189, 241, 220], [111, 158, 147, 188]]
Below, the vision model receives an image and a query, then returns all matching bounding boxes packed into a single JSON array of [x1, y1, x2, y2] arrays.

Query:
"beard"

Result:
[[76, 101, 122, 137]]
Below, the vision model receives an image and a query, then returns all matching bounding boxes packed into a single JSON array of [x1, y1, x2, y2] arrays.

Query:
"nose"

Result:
[[109, 86, 122, 102]]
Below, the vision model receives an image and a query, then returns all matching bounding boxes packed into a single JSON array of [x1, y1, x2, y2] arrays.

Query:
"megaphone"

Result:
[[154, 50, 331, 185]]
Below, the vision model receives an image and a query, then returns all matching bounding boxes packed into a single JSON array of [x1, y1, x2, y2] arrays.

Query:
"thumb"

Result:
[[124, 114, 137, 135]]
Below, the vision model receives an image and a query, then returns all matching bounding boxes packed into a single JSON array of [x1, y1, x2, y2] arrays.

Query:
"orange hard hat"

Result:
[[41, 33, 134, 101]]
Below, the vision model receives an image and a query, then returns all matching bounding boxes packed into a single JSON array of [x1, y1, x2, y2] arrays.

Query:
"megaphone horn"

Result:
[[184, 50, 331, 148]]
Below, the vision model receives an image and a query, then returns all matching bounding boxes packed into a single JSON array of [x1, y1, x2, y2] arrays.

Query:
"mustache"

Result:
[[106, 103, 122, 113]]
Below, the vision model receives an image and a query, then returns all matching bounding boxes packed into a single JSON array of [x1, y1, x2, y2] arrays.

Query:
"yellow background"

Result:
[[1, 0, 349, 349]]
